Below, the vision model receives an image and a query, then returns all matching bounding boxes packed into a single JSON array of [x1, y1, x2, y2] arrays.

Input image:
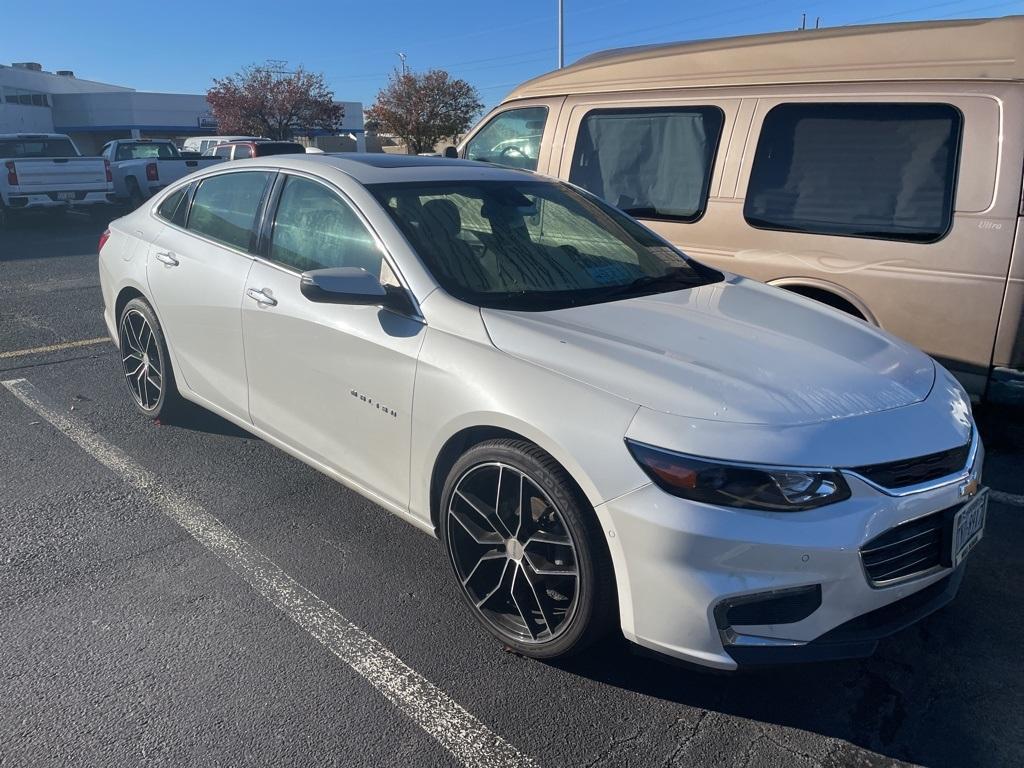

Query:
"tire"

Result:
[[0, 203, 15, 230], [439, 439, 616, 659], [126, 178, 145, 210], [117, 297, 183, 420]]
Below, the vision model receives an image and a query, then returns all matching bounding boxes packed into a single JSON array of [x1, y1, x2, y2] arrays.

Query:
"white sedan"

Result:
[[97, 154, 986, 670]]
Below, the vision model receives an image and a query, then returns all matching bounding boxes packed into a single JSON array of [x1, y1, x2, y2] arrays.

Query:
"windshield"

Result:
[[115, 142, 180, 161], [0, 138, 78, 158], [370, 180, 721, 310]]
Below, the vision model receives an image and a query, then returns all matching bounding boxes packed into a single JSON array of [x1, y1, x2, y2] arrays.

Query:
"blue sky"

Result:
[[9, 0, 1024, 111]]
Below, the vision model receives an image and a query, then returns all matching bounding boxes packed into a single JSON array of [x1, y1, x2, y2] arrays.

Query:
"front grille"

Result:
[[860, 508, 951, 585], [851, 439, 970, 490]]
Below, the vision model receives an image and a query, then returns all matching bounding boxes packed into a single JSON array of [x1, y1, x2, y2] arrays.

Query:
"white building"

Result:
[[0, 62, 365, 154]]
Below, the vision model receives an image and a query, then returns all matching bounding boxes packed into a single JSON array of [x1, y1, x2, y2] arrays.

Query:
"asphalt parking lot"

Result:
[[2, 213, 1023, 768]]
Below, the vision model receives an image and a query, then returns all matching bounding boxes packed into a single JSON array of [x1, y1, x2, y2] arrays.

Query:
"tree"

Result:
[[207, 62, 343, 140], [367, 69, 483, 154]]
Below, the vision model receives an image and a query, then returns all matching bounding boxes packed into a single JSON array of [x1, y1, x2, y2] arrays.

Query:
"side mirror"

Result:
[[443, 145, 458, 159], [300, 266, 416, 315]]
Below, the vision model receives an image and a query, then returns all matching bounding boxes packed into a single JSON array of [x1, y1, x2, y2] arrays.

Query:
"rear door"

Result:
[[145, 170, 273, 420]]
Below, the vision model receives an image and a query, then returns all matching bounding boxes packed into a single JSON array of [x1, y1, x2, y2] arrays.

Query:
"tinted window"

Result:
[[570, 107, 724, 222], [156, 186, 188, 226], [270, 176, 384, 274], [187, 172, 272, 251], [233, 145, 252, 159], [0, 138, 78, 158], [371, 180, 720, 311], [254, 142, 306, 157], [465, 107, 548, 170], [214, 146, 232, 159], [745, 103, 962, 243]]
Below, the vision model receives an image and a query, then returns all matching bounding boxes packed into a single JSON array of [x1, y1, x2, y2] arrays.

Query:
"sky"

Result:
[[8, 0, 1024, 112]]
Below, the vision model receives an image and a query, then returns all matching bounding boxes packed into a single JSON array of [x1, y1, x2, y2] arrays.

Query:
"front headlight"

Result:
[[625, 440, 851, 512]]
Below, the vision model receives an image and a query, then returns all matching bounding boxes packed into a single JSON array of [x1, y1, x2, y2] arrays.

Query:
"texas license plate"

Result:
[[56, 191, 76, 201], [952, 488, 987, 568]]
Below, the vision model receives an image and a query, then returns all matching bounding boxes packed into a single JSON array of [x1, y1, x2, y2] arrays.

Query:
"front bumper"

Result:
[[599, 438, 984, 671]]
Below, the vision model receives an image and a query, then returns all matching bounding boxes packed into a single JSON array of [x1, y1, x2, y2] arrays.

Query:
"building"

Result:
[[0, 62, 365, 154]]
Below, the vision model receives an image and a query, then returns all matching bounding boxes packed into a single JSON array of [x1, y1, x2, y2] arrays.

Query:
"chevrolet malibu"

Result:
[[97, 154, 987, 670]]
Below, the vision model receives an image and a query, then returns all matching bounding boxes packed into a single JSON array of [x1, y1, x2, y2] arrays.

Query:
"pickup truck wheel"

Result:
[[126, 178, 145, 210]]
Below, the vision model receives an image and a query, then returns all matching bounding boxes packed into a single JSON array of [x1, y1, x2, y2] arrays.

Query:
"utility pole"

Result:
[[558, 0, 564, 69]]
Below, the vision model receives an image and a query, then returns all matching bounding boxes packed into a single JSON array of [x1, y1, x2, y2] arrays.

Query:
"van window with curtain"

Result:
[[744, 103, 962, 243], [569, 107, 724, 222]]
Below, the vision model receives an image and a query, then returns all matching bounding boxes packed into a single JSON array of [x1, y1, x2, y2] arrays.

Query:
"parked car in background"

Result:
[[461, 15, 1024, 404], [0, 133, 112, 226], [205, 141, 306, 161], [181, 135, 267, 155], [101, 139, 222, 208], [98, 154, 985, 670]]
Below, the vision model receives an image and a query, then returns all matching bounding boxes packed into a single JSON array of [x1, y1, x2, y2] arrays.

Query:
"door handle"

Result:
[[154, 251, 179, 266], [246, 287, 278, 307]]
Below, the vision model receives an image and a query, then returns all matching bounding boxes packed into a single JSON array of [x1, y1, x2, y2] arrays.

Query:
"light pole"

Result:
[[558, 0, 564, 69]]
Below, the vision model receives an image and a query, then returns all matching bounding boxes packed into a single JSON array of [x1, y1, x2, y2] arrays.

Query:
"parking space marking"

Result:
[[0, 337, 109, 360], [991, 489, 1024, 508], [1, 378, 539, 768]]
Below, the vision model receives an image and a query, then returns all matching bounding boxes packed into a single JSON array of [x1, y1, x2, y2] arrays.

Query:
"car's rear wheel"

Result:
[[118, 297, 182, 420], [439, 439, 616, 659]]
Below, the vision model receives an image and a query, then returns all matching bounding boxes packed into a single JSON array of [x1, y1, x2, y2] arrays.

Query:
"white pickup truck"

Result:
[[0, 133, 113, 227], [101, 139, 222, 208]]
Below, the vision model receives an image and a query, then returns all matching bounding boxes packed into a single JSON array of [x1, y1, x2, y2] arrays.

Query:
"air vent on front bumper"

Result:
[[860, 508, 949, 585], [851, 439, 970, 490]]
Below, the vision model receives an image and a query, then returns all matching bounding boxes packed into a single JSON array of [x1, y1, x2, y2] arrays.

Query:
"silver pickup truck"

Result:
[[0, 133, 113, 227], [102, 139, 222, 208]]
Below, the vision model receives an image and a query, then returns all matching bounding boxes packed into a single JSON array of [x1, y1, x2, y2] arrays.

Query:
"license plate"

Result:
[[56, 192, 76, 201], [952, 488, 987, 568]]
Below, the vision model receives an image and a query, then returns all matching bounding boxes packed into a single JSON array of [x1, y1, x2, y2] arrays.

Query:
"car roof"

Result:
[[228, 152, 537, 185], [506, 15, 1024, 99]]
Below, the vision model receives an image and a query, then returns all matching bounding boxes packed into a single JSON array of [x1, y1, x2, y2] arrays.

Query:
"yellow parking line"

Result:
[[0, 337, 110, 360]]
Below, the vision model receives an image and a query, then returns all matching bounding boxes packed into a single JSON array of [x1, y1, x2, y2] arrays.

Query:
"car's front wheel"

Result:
[[118, 297, 182, 420], [440, 439, 616, 659]]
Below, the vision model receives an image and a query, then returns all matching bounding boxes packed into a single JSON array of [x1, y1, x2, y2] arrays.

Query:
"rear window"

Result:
[[744, 103, 962, 243], [569, 106, 724, 222], [115, 142, 179, 161], [186, 171, 272, 251], [254, 142, 305, 157], [0, 137, 78, 158]]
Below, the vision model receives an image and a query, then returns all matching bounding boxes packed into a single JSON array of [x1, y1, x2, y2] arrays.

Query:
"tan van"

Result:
[[457, 16, 1024, 403]]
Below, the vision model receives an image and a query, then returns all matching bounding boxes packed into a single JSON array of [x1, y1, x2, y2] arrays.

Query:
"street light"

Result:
[[558, 0, 564, 69]]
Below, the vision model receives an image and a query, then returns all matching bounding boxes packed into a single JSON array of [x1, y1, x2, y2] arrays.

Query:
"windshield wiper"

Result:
[[575, 268, 704, 304]]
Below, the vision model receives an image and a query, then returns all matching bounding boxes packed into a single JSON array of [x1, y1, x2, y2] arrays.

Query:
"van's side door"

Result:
[[459, 98, 566, 174], [552, 94, 744, 267]]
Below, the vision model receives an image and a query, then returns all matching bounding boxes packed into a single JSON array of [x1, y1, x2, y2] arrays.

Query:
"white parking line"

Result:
[[0, 337, 109, 360], [1, 378, 538, 768]]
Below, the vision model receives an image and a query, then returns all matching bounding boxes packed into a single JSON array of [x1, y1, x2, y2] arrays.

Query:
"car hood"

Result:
[[481, 276, 936, 426]]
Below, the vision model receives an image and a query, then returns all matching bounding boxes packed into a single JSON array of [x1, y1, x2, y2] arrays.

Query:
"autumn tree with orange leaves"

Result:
[[367, 68, 482, 154], [207, 62, 343, 140]]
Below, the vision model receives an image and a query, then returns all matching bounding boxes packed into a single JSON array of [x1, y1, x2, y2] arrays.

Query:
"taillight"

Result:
[[98, 228, 111, 253], [5, 161, 17, 186], [145, 162, 158, 182], [104, 158, 112, 183]]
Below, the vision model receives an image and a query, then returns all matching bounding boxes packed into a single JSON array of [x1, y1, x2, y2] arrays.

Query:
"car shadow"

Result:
[[164, 402, 253, 439]]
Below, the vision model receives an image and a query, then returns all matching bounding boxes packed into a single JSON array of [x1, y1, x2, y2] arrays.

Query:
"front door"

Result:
[[241, 174, 425, 509]]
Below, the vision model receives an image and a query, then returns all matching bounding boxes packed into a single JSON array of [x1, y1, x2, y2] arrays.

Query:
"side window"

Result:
[[465, 106, 548, 170], [744, 103, 962, 243], [187, 171, 272, 251], [569, 106, 725, 221], [214, 146, 232, 159], [234, 144, 252, 159], [156, 185, 188, 226], [269, 175, 385, 275]]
